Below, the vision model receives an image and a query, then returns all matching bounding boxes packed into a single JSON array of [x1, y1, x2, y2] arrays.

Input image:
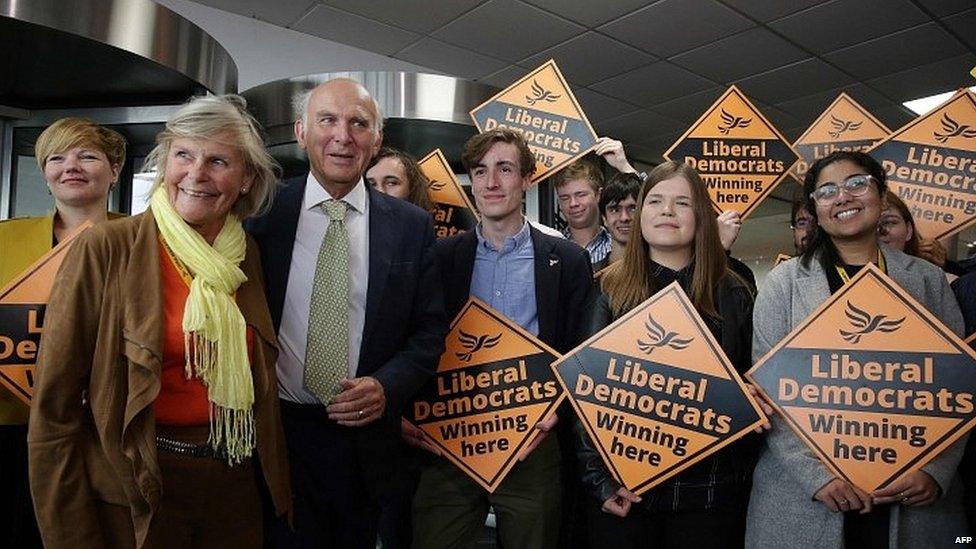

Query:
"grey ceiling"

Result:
[[192, 0, 976, 164]]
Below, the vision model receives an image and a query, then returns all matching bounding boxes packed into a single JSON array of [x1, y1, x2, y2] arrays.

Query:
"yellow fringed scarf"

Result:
[[150, 187, 254, 464]]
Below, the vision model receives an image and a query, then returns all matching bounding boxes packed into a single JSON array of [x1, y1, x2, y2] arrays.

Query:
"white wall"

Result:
[[154, 0, 438, 91]]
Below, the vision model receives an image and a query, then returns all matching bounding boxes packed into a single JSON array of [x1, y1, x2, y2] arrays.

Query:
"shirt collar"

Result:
[[564, 225, 610, 248], [304, 172, 367, 214], [475, 217, 531, 253]]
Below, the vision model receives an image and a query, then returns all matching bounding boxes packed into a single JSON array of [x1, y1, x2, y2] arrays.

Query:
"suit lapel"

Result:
[[362, 187, 395, 345], [531, 227, 559, 346], [263, 176, 305, 330], [450, 231, 478, 318]]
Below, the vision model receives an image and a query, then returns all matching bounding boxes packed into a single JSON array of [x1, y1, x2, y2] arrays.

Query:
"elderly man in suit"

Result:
[[246, 78, 446, 548], [407, 128, 594, 548]]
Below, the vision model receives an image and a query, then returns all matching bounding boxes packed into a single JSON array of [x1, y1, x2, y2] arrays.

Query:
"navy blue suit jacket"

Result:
[[433, 225, 594, 355], [246, 175, 447, 489]]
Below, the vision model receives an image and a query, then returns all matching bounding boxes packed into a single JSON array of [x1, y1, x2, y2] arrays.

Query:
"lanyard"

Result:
[[159, 235, 194, 287], [835, 250, 886, 284]]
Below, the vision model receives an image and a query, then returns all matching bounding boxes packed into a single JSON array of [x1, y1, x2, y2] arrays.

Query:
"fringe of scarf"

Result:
[[151, 187, 254, 464]]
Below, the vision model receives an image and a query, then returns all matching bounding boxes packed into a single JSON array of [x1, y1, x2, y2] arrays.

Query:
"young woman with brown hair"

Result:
[[578, 160, 757, 548]]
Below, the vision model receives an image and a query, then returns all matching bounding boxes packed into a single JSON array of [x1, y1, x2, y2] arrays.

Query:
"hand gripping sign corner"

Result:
[[552, 282, 766, 496], [407, 298, 564, 492], [747, 263, 976, 493]]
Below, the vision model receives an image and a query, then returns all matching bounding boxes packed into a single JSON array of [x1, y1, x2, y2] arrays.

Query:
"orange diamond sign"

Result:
[[470, 59, 598, 185], [552, 282, 765, 495], [868, 88, 976, 241], [408, 297, 564, 492], [747, 264, 976, 493], [417, 148, 479, 239], [792, 92, 890, 182], [664, 85, 800, 220], [0, 222, 92, 403]]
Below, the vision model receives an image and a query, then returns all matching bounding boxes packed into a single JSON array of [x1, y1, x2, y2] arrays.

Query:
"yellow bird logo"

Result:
[[525, 80, 561, 106], [718, 109, 752, 135], [636, 315, 693, 354], [455, 329, 502, 362], [828, 115, 862, 139], [839, 301, 905, 344], [934, 113, 976, 143]]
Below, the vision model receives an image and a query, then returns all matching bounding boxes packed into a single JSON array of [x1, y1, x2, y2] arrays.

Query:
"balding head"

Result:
[[294, 77, 384, 197], [294, 78, 383, 134]]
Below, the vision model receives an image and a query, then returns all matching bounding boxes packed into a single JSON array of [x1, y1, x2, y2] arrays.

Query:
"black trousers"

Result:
[[0, 424, 42, 549], [272, 400, 380, 549], [585, 496, 747, 549]]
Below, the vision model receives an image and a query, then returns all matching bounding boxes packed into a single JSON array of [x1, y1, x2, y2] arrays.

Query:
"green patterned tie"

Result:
[[305, 199, 350, 404]]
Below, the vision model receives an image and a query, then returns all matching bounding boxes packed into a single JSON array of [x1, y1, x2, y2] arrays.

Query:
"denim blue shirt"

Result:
[[470, 220, 538, 335]]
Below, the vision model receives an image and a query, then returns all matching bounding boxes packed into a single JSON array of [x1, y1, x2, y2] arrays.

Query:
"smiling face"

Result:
[[557, 178, 601, 230], [43, 144, 120, 208], [296, 80, 382, 197], [640, 175, 696, 254], [603, 195, 637, 246], [366, 156, 409, 200], [812, 159, 885, 243], [163, 132, 251, 243], [469, 141, 528, 223]]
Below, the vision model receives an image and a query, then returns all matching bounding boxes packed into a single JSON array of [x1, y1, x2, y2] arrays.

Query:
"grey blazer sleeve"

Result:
[[918, 267, 968, 496], [753, 262, 836, 499]]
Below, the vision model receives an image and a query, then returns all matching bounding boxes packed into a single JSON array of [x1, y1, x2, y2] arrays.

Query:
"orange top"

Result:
[[154, 241, 254, 426]]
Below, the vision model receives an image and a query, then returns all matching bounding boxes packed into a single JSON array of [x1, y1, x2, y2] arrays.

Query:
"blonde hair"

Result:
[[601, 161, 728, 318], [145, 95, 281, 219], [35, 117, 126, 172]]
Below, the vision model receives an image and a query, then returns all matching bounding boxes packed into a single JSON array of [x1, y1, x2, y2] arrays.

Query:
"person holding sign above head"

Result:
[[366, 146, 435, 213], [28, 95, 291, 548], [408, 128, 594, 549], [578, 160, 757, 549], [246, 78, 447, 548], [746, 151, 968, 549], [0, 117, 126, 549]]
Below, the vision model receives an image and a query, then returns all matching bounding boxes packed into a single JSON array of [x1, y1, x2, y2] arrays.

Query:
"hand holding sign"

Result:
[[593, 137, 636, 175], [517, 412, 558, 461], [814, 478, 873, 514], [602, 486, 642, 518], [747, 263, 976, 494], [552, 282, 766, 496], [407, 298, 564, 492]]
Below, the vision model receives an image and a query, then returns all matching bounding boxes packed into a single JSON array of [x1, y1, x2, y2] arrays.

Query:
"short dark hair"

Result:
[[599, 172, 642, 217], [461, 128, 535, 178], [801, 150, 887, 269]]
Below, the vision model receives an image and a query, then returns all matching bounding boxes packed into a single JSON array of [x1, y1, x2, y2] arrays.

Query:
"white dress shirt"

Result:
[[277, 174, 370, 404]]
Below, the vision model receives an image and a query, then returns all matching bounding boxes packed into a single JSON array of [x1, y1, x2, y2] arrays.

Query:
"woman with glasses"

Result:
[[745, 151, 968, 548]]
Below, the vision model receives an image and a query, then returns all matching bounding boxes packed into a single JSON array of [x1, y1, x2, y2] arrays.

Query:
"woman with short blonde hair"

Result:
[[0, 117, 126, 549], [29, 95, 290, 549]]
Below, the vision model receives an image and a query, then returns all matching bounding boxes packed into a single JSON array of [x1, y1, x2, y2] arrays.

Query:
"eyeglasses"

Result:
[[809, 174, 875, 205]]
